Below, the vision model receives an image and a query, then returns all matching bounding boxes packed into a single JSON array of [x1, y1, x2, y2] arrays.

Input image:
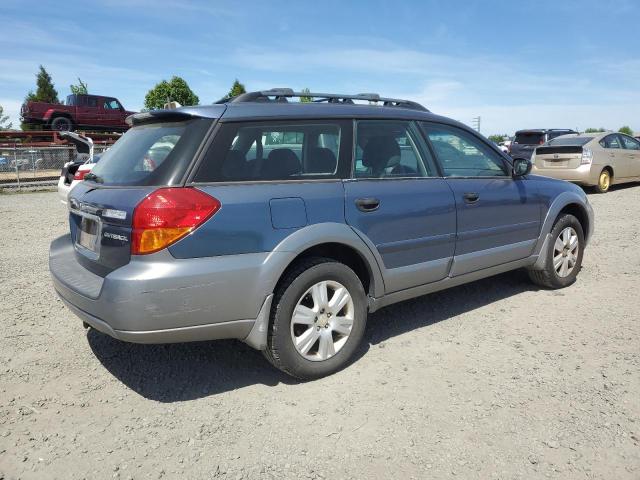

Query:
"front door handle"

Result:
[[355, 197, 380, 212], [463, 192, 480, 204]]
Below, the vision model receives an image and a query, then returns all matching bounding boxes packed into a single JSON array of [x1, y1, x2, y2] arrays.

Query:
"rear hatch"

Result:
[[510, 131, 545, 159], [533, 146, 583, 169], [66, 113, 217, 276], [533, 136, 593, 170], [60, 161, 83, 185]]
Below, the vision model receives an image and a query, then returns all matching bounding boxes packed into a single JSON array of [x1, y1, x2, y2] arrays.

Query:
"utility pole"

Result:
[[471, 116, 481, 133]]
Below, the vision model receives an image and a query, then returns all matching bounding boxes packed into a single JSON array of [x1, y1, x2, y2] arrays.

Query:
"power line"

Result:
[[471, 116, 481, 133]]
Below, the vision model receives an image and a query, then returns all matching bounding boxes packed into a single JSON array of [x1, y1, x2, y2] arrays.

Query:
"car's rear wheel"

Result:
[[595, 168, 611, 193], [264, 257, 367, 380], [528, 214, 584, 289], [50, 116, 73, 131]]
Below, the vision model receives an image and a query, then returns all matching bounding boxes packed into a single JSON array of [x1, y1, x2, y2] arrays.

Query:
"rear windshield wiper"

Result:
[[84, 172, 103, 183]]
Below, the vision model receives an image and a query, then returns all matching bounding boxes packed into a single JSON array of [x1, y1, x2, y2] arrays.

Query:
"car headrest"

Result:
[[307, 147, 337, 174], [221, 149, 246, 179], [362, 136, 400, 174], [263, 148, 301, 179]]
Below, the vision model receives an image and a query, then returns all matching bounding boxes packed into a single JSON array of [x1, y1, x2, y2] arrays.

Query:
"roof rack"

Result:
[[217, 88, 428, 112]]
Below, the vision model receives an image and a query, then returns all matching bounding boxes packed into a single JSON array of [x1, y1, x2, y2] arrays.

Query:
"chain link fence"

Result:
[[0, 145, 110, 185]]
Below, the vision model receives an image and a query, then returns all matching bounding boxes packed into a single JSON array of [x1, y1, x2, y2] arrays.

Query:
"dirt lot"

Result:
[[0, 170, 60, 183], [1, 186, 639, 479]]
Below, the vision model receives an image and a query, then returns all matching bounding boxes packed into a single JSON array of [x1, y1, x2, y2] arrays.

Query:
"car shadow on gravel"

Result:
[[88, 269, 537, 401], [362, 268, 537, 348], [584, 181, 640, 195]]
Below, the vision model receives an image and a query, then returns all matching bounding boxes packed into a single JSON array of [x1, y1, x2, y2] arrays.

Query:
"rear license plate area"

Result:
[[544, 160, 568, 167], [78, 216, 100, 253]]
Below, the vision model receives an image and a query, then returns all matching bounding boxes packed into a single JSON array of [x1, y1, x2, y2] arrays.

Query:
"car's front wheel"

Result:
[[264, 257, 367, 380], [528, 214, 584, 289]]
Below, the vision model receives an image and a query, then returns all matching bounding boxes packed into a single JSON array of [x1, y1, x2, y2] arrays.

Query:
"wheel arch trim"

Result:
[[268, 222, 385, 299], [535, 191, 593, 258]]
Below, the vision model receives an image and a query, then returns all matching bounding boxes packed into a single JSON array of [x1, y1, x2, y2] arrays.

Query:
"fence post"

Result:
[[13, 146, 20, 188]]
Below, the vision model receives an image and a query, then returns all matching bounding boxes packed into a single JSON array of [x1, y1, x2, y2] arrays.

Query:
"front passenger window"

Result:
[[422, 124, 507, 177], [354, 121, 434, 178], [621, 135, 640, 150]]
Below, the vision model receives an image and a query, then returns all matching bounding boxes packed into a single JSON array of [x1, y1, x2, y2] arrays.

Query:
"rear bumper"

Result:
[[531, 164, 597, 185], [49, 234, 282, 345]]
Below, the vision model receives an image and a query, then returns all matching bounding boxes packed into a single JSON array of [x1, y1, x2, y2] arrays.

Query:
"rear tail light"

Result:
[[132, 187, 220, 255], [73, 170, 88, 181], [581, 147, 593, 165]]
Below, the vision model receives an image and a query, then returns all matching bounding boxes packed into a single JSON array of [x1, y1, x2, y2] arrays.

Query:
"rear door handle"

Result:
[[355, 197, 380, 212], [463, 192, 480, 204]]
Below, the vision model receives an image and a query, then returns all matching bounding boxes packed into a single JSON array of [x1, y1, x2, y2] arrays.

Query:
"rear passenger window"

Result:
[[194, 122, 344, 182], [600, 134, 622, 149], [353, 120, 435, 179]]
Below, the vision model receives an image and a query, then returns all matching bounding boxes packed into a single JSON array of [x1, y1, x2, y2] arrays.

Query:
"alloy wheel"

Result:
[[290, 280, 355, 361], [553, 226, 580, 278]]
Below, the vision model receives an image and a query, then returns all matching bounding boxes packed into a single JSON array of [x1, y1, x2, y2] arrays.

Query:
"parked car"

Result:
[[532, 132, 640, 193], [21, 93, 135, 132], [509, 129, 578, 160], [49, 88, 593, 379], [57, 131, 98, 203]]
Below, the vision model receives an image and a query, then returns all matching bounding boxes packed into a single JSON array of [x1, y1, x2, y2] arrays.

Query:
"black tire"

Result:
[[50, 116, 74, 131], [264, 257, 367, 380], [528, 214, 584, 289]]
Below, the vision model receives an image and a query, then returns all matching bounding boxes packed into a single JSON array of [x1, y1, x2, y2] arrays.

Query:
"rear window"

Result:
[[194, 121, 348, 182], [547, 130, 575, 140], [547, 136, 592, 146], [515, 132, 545, 145], [87, 118, 212, 186]]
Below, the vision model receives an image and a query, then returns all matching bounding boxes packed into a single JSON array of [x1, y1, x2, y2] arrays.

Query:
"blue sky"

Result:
[[1, 0, 638, 134]]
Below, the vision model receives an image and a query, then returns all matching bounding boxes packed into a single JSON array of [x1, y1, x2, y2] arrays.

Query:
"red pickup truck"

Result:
[[21, 94, 136, 132]]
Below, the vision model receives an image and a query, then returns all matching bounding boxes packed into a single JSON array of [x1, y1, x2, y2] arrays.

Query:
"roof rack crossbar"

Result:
[[224, 88, 428, 112]]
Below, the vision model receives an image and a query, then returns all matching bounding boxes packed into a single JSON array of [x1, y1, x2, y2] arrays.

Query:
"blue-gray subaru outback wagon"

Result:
[[50, 88, 594, 379]]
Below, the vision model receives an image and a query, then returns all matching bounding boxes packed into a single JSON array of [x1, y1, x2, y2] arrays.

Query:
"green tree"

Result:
[[144, 76, 199, 110], [299, 87, 312, 103], [584, 127, 606, 133], [25, 65, 59, 104], [70, 78, 88, 95], [488, 134, 506, 143], [618, 125, 634, 136], [228, 79, 246, 99], [0, 104, 13, 130]]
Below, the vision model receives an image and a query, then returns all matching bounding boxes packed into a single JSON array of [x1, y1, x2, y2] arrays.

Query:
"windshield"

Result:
[[547, 136, 592, 146], [514, 132, 544, 145], [88, 118, 212, 186]]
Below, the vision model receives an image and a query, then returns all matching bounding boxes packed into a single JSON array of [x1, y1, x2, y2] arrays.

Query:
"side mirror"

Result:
[[512, 158, 532, 177]]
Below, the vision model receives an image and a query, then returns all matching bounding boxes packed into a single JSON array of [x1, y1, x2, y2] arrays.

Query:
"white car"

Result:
[[498, 140, 512, 153], [57, 132, 96, 204], [58, 159, 99, 204]]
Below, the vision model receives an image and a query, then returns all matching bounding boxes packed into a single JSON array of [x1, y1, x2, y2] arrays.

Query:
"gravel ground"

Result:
[[1, 186, 639, 479]]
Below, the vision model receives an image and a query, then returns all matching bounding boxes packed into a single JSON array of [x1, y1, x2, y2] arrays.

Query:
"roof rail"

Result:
[[217, 88, 428, 112]]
